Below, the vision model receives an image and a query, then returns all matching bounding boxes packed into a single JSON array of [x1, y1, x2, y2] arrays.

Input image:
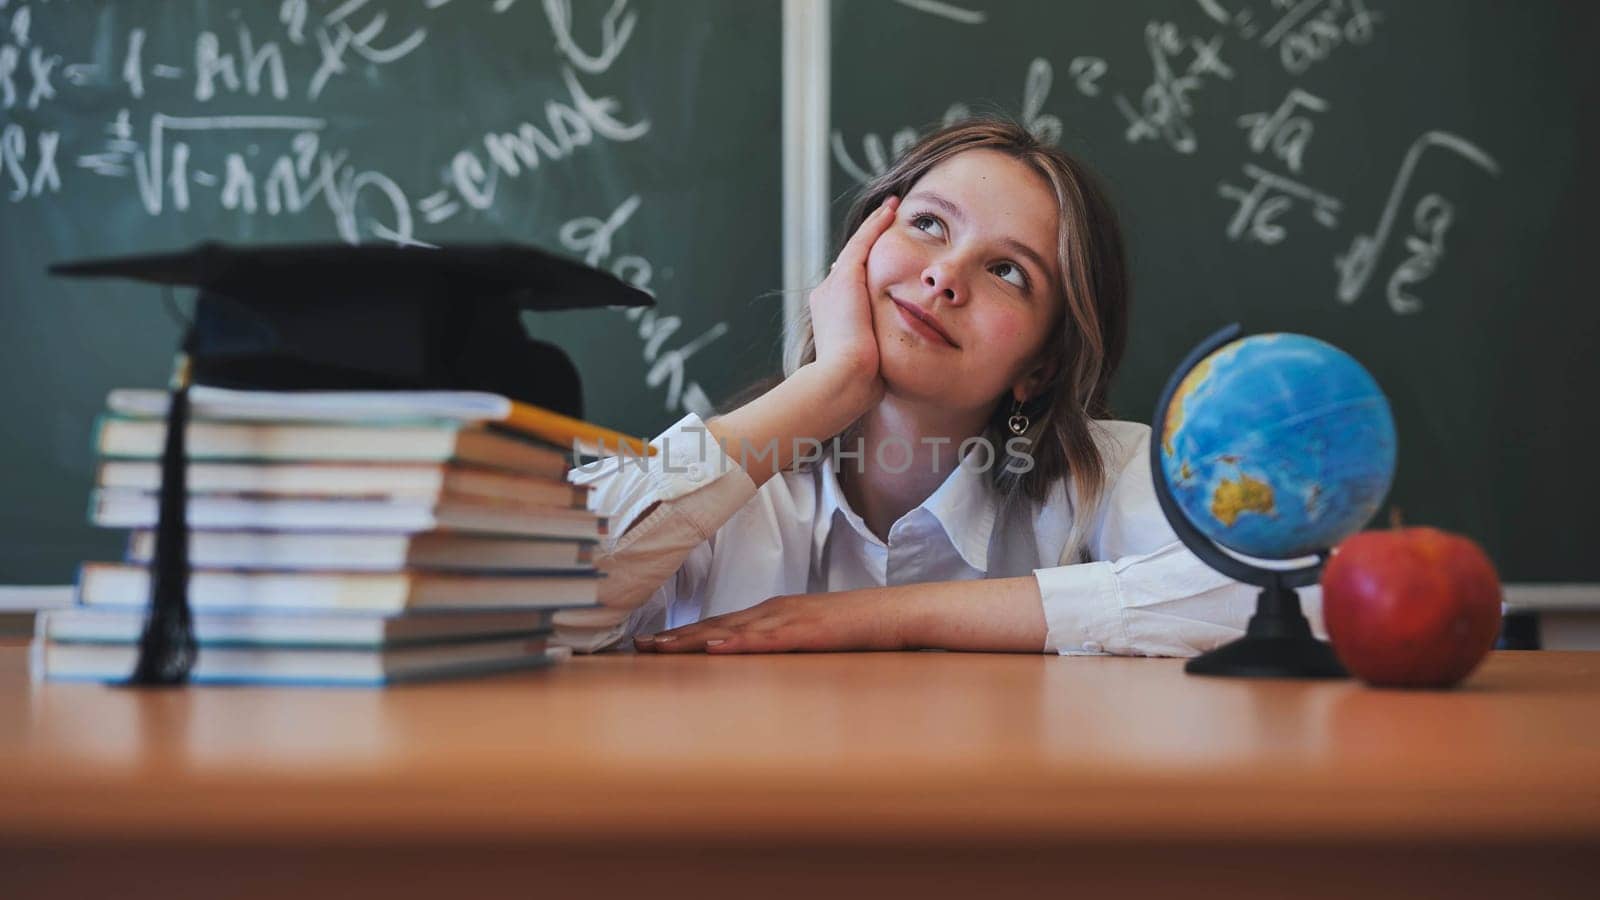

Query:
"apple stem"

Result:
[[1389, 507, 1405, 529]]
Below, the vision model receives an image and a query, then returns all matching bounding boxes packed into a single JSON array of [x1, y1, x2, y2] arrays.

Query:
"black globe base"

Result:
[[1183, 582, 1348, 679], [1185, 634, 1346, 678]]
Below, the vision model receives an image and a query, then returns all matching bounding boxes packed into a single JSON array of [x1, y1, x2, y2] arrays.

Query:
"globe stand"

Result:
[[1183, 578, 1346, 678], [1152, 324, 1348, 680]]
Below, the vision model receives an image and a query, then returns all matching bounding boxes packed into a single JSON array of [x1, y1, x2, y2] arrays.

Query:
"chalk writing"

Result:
[[1113, 21, 1233, 155], [75, 109, 135, 178], [7, 2, 29, 46], [1198, 0, 1381, 73], [121, 28, 146, 98], [81, 112, 422, 246], [543, 0, 637, 75], [0, 35, 59, 110], [1334, 131, 1500, 314], [1218, 164, 1341, 244], [1260, 0, 1381, 75], [891, 0, 987, 26], [1219, 85, 1339, 243], [2, 122, 60, 200], [276, 0, 441, 98], [447, 67, 653, 214], [1067, 56, 1107, 97], [1021, 59, 1063, 146], [831, 59, 1054, 184], [1237, 87, 1325, 174], [831, 123, 923, 185], [441, 0, 647, 218], [316, 0, 429, 65], [0, 0, 775, 456], [196, 26, 290, 102], [555, 196, 728, 417], [126, 114, 322, 215]]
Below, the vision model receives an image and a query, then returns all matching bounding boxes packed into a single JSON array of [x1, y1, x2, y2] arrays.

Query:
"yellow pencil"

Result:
[[501, 401, 656, 457]]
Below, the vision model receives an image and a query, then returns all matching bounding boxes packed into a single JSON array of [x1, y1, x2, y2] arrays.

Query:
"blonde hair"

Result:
[[780, 116, 1131, 564]]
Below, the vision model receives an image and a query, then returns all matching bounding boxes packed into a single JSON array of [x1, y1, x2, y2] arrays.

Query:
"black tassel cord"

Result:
[[123, 353, 198, 686]]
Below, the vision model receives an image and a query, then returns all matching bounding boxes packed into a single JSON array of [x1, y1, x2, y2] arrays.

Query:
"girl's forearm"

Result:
[[636, 575, 1050, 654], [705, 363, 874, 487], [892, 575, 1049, 652]]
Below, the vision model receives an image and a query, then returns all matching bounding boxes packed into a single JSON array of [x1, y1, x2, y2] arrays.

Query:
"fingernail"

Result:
[[705, 639, 726, 648], [654, 635, 677, 644]]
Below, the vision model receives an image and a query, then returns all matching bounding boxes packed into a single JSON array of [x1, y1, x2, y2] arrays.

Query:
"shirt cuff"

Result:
[[645, 414, 757, 540], [1034, 561, 1127, 655], [571, 412, 757, 543], [646, 413, 746, 500], [551, 606, 646, 654]]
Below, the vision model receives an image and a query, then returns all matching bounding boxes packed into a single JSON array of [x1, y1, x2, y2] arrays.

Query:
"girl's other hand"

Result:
[[633, 589, 911, 654], [807, 195, 899, 409]]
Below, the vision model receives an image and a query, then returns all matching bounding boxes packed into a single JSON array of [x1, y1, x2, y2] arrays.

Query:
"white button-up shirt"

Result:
[[560, 413, 1325, 654]]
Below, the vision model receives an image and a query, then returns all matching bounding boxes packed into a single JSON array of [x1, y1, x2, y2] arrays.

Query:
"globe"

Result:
[[1158, 333, 1397, 561]]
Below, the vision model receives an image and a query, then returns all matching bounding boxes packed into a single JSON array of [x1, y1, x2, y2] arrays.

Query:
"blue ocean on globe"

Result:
[[1159, 333, 1397, 560]]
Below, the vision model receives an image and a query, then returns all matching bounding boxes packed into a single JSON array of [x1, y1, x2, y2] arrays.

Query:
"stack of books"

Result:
[[31, 387, 635, 686]]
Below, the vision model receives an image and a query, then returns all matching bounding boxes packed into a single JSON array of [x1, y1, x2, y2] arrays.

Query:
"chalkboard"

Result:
[[0, 0, 783, 582], [830, 0, 1599, 583]]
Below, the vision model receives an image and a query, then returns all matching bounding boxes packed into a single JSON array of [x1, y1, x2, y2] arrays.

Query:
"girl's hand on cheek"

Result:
[[808, 196, 899, 412], [633, 590, 912, 654]]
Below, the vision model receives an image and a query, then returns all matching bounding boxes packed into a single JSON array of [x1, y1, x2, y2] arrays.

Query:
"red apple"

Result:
[[1321, 526, 1503, 688]]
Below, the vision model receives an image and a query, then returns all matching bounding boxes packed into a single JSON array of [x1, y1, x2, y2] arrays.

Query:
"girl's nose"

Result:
[[922, 264, 963, 305]]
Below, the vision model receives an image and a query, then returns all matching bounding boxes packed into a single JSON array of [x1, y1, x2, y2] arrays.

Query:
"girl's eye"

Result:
[[909, 213, 945, 238], [909, 210, 1030, 291], [992, 261, 1029, 290]]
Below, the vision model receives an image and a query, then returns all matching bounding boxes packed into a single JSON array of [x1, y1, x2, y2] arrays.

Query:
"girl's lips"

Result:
[[891, 299, 958, 348]]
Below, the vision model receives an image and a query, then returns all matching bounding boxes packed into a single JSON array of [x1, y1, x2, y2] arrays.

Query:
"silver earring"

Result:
[[1008, 399, 1030, 436]]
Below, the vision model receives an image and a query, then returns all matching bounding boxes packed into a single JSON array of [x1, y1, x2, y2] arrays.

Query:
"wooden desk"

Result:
[[2, 645, 1598, 898]]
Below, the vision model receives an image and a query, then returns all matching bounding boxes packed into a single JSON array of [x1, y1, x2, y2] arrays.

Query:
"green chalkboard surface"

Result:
[[0, 0, 783, 582], [830, 0, 1599, 582]]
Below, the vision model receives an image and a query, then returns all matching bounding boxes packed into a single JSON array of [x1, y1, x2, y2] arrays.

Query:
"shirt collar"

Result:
[[812, 455, 864, 574], [813, 449, 999, 573], [920, 447, 999, 571]]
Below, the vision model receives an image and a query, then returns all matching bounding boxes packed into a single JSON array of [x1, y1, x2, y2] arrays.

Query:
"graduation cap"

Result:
[[50, 242, 654, 686]]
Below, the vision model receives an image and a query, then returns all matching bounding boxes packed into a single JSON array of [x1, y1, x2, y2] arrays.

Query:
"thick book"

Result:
[[107, 386, 652, 457], [37, 607, 555, 648], [98, 460, 588, 508], [92, 490, 606, 540], [124, 530, 596, 573], [78, 563, 604, 613], [32, 634, 568, 686], [94, 417, 572, 478]]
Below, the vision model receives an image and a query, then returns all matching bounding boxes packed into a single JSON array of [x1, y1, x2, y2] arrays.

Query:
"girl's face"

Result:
[[865, 149, 1064, 416]]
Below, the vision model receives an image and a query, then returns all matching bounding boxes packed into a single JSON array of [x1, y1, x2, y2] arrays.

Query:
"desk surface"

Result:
[[3, 646, 1599, 847]]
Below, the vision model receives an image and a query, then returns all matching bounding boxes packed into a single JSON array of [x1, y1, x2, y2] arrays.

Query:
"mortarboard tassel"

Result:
[[122, 351, 198, 686]]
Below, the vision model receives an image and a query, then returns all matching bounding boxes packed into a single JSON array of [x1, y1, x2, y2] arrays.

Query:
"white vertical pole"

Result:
[[781, 0, 830, 344]]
